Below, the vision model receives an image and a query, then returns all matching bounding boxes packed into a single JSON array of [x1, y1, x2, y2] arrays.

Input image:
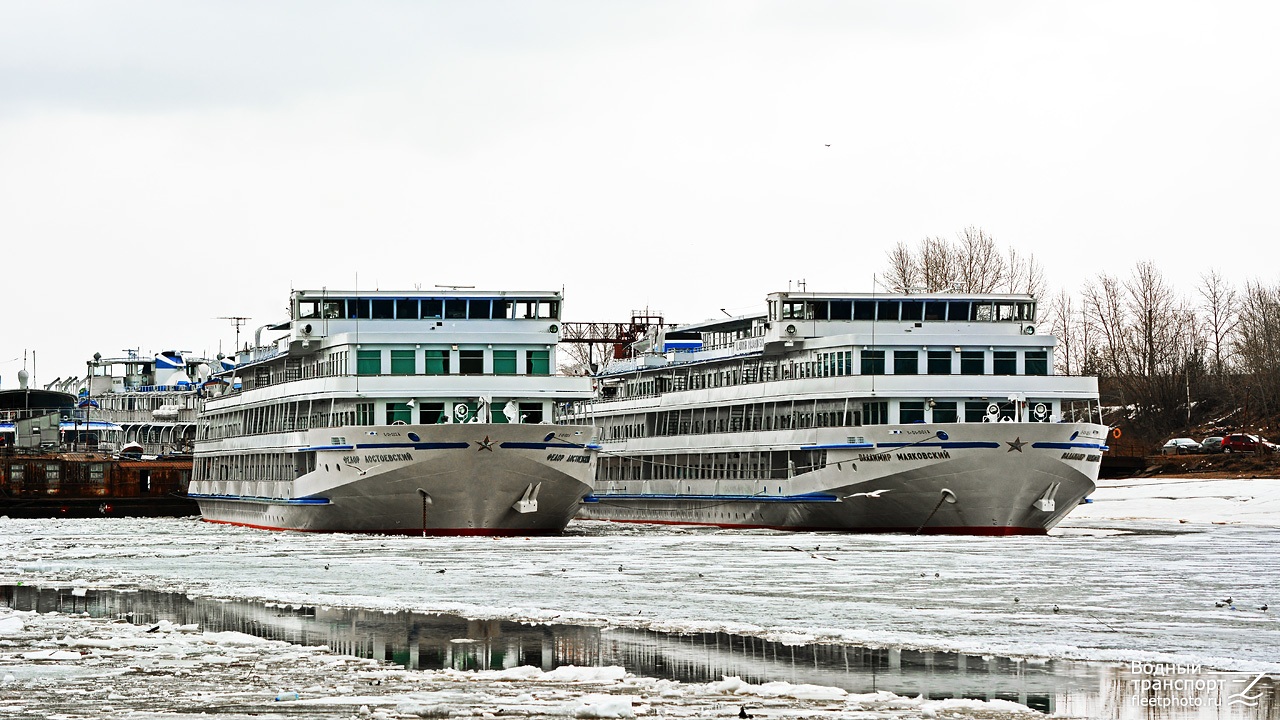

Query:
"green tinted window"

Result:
[[356, 350, 381, 375], [493, 350, 517, 375], [390, 350, 415, 375]]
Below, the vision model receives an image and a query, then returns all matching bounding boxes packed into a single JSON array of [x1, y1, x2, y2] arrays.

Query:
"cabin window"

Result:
[[445, 300, 467, 319], [899, 402, 925, 423], [932, 401, 958, 423], [322, 300, 344, 318], [298, 301, 321, 319], [371, 300, 395, 319], [356, 350, 381, 375], [527, 350, 551, 375], [1019, 302, 1036, 322], [89, 463, 106, 483], [876, 301, 900, 321], [356, 403, 375, 426], [893, 351, 918, 375], [390, 350, 415, 375], [419, 402, 446, 424], [960, 351, 985, 375], [927, 350, 951, 375], [782, 301, 806, 320], [519, 402, 544, 423], [542, 301, 560, 319], [807, 301, 829, 320], [396, 299, 419, 319], [493, 350, 517, 375], [469, 299, 492, 319], [830, 300, 852, 320], [424, 349, 450, 375], [853, 301, 876, 320], [9, 465, 23, 481], [45, 463, 60, 483], [900, 301, 923, 321], [351, 299, 372, 319], [860, 350, 885, 375], [964, 401, 989, 422], [924, 301, 947, 321], [995, 302, 1017, 322], [862, 401, 888, 425], [459, 350, 484, 374], [493, 300, 514, 319], [386, 402, 412, 425], [1025, 351, 1048, 376], [972, 303, 994, 322], [355, 348, 378, 376], [947, 301, 970, 321], [994, 351, 1017, 375], [422, 299, 444, 318]]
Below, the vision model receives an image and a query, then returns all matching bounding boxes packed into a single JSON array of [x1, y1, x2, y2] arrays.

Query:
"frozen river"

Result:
[[1, 477, 1277, 719]]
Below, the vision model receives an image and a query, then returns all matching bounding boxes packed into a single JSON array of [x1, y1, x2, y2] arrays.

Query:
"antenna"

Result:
[[217, 316, 250, 352]]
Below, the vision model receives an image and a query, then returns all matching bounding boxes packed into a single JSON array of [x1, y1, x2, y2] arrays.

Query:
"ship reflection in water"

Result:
[[4, 584, 1275, 719]]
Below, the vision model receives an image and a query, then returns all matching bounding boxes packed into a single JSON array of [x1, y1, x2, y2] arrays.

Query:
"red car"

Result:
[[1221, 433, 1277, 453]]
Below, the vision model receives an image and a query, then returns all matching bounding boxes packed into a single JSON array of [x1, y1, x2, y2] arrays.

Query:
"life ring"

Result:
[[1111, 427, 1122, 439]]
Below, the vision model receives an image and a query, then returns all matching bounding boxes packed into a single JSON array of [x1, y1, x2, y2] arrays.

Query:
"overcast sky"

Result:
[[2, 1, 1277, 384]]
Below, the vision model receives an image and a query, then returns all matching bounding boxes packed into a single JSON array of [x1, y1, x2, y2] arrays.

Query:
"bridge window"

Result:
[[371, 300, 395, 319], [830, 300, 852, 320], [853, 301, 875, 320], [861, 350, 885, 375], [396, 299, 419, 319], [527, 350, 550, 375], [445, 300, 467, 319], [390, 350, 415, 375], [494, 350, 517, 375], [901, 301, 923, 321], [877, 300, 900, 321], [459, 350, 484, 374], [1025, 351, 1048, 375], [994, 351, 1017, 375], [422, 299, 443, 319], [469, 299, 491, 319], [493, 300, 514, 319], [357, 350, 381, 375], [925, 301, 947, 321], [424, 350, 450, 375], [927, 350, 951, 374], [894, 351, 918, 375]]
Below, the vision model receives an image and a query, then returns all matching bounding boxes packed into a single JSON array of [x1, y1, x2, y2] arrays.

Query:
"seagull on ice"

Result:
[[1052, 605, 1061, 614], [739, 706, 754, 719], [845, 489, 890, 499], [1259, 604, 1269, 611]]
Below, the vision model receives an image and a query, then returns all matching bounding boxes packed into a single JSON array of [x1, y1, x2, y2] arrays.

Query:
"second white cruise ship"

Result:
[[189, 289, 597, 535], [564, 290, 1108, 535]]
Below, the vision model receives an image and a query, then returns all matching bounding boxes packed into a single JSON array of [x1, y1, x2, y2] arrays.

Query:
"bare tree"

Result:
[[1082, 274, 1128, 377], [883, 241, 917, 292], [917, 236, 956, 291], [953, 226, 1007, 292], [1005, 247, 1046, 297], [1124, 261, 1185, 377], [1197, 269, 1238, 375]]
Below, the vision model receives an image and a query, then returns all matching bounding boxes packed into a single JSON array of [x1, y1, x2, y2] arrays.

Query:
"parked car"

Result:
[[1221, 433, 1277, 453], [1161, 437, 1203, 455], [1200, 436, 1225, 453]]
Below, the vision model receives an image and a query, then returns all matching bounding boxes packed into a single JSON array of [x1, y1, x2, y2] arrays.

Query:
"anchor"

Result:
[[512, 482, 541, 514]]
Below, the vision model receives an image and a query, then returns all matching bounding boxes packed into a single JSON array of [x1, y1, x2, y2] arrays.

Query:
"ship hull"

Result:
[[578, 422, 1106, 535], [191, 423, 596, 535]]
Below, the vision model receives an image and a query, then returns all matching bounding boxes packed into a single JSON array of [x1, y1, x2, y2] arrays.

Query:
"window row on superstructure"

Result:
[[593, 397, 1100, 442], [237, 347, 554, 392], [596, 449, 829, 482], [603, 348, 1051, 402], [201, 397, 557, 440], [295, 297, 560, 321], [773, 297, 1036, 323]]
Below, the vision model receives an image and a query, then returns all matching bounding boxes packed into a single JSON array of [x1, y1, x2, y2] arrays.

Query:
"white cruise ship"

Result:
[[189, 290, 598, 535], [564, 290, 1108, 535]]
